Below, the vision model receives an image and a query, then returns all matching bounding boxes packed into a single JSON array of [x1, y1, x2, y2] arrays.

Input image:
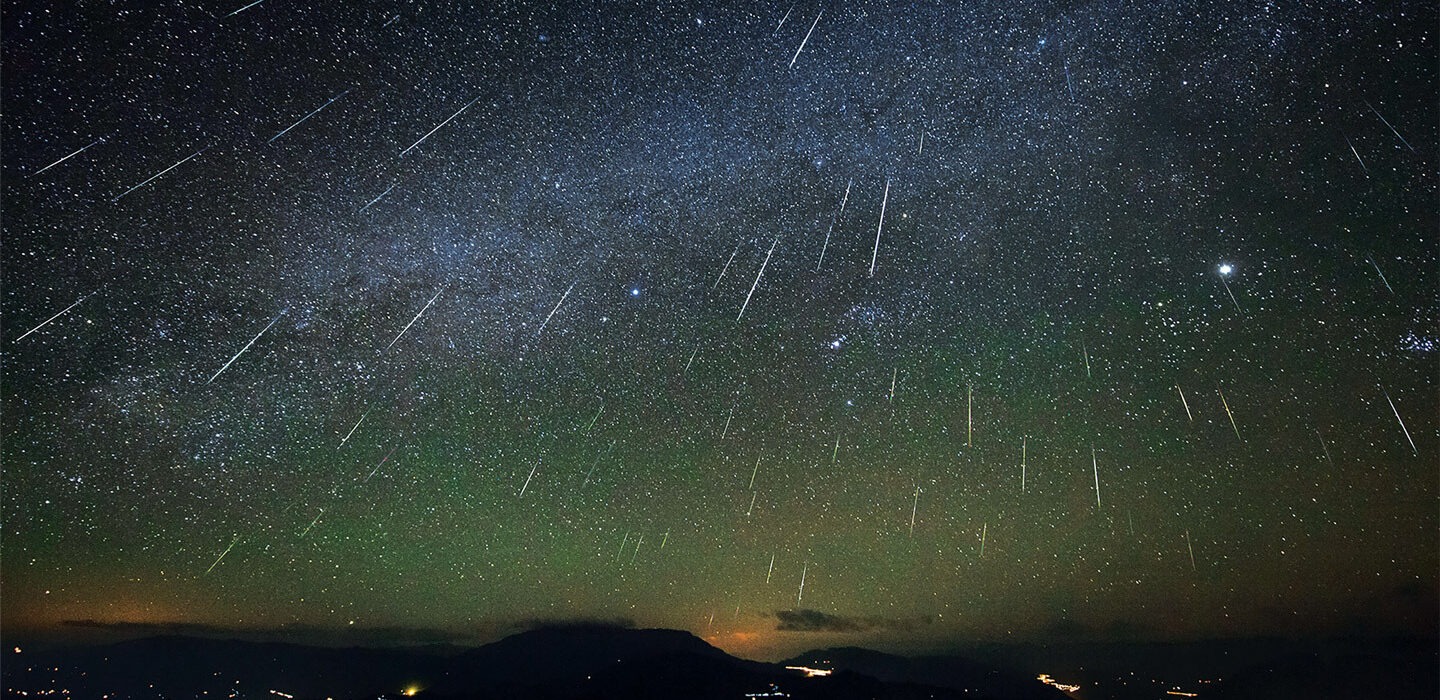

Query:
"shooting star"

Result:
[[683, 346, 699, 375], [358, 183, 396, 213], [207, 311, 283, 384], [889, 367, 897, 403], [788, 11, 822, 68], [399, 94, 482, 157], [629, 534, 643, 564], [518, 461, 539, 497], [1020, 437, 1027, 494], [299, 509, 324, 538], [1091, 446, 1101, 509], [584, 404, 604, 432], [869, 179, 891, 278], [737, 237, 778, 321], [1184, 530, 1197, 571], [34, 137, 104, 175], [1366, 255, 1395, 294], [386, 286, 445, 350], [1365, 99, 1416, 152], [1380, 386, 1418, 456], [967, 384, 973, 446], [339, 407, 371, 447], [1343, 134, 1369, 176], [917, 130, 925, 156], [364, 446, 399, 482], [747, 491, 757, 517], [113, 147, 207, 202], [536, 281, 576, 336], [269, 89, 350, 144], [1218, 385, 1242, 441], [224, 0, 265, 17], [205, 535, 241, 574], [616, 532, 630, 562], [816, 179, 852, 271], [14, 289, 100, 342], [1315, 427, 1333, 466], [831, 434, 840, 464], [748, 456, 761, 489], [979, 522, 987, 558], [909, 483, 920, 536], [766, 553, 775, 583], [1176, 384, 1194, 422], [774, 5, 793, 34], [660, 531, 669, 549], [721, 402, 735, 439], [1081, 342, 1092, 378], [714, 241, 742, 289], [797, 562, 807, 604]]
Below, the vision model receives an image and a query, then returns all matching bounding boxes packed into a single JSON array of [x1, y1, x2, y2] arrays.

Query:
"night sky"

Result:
[[2, 1, 1435, 661]]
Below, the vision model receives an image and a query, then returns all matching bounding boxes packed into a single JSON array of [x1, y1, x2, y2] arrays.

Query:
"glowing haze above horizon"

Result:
[[2, 0, 1435, 661]]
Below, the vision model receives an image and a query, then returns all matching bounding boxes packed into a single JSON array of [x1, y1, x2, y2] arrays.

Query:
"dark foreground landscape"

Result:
[[5, 626, 1435, 700]]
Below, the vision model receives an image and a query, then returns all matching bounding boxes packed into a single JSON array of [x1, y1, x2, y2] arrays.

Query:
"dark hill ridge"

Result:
[[5, 626, 1003, 699]]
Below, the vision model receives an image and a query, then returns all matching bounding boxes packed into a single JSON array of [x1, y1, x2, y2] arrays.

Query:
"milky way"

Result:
[[3, 1, 1434, 659]]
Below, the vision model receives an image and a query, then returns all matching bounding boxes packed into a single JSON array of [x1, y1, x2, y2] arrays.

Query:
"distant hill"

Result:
[[6, 626, 1029, 699]]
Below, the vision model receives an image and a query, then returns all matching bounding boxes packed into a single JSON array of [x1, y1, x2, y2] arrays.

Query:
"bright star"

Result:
[[1218, 264, 1233, 275], [629, 287, 641, 297]]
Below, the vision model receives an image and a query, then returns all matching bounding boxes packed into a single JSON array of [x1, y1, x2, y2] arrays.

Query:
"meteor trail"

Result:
[[797, 562, 807, 604], [788, 11, 822, 68], [365, 446, 399, 482], [519, 461, 539, 497], [737, 238, 777, 321], [1365, 99, 1416, 152], [1315, 427, 1333, 466], [1020, 437, 1027, 494], [1091, 447, 1101, 509], [714, 241, 742, 289], [1366, 255, 1394, 294], [34, 137, 104, 175], [386, 286, 445, 350], [207, 312, 284, 384], [224, 0, 265, 17], [979, 522, 987, 558], [339, 407, 371, 446], [14, 290, 100, 342], [869, 179, 890, 278], [909, 483, 919, 536], [269, 89, 350, 144], [766, 553, 775, 584], [536, 282, 576, 336], [1218, 386, 1241, 441], [1184, 530, 1197, 571], [358, 184, 396, 213], [1380, 386, 1417, 456], [816, 179, 851, 271], [205, 535, 241, 574], [748, 456, 761, 489], [1176, 384, 1194, 422], [113, 147, 207, 202], [299, 509, 324, 538], [1343, 134, 1368, 176], [400, 94, 482, 157]]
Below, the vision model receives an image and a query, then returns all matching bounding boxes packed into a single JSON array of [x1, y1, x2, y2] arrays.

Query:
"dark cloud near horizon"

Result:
[[773, 609, 933, 634]]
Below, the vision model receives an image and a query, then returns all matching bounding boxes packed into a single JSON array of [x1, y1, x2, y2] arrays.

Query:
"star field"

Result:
[[3, 0, 1435, 660]]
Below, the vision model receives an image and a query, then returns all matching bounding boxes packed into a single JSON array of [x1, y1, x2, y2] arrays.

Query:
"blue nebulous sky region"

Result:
[[2, 0, 1434, 660]]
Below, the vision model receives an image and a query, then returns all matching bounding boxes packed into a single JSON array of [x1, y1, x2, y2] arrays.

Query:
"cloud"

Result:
[[772, 609, 932, 633]]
